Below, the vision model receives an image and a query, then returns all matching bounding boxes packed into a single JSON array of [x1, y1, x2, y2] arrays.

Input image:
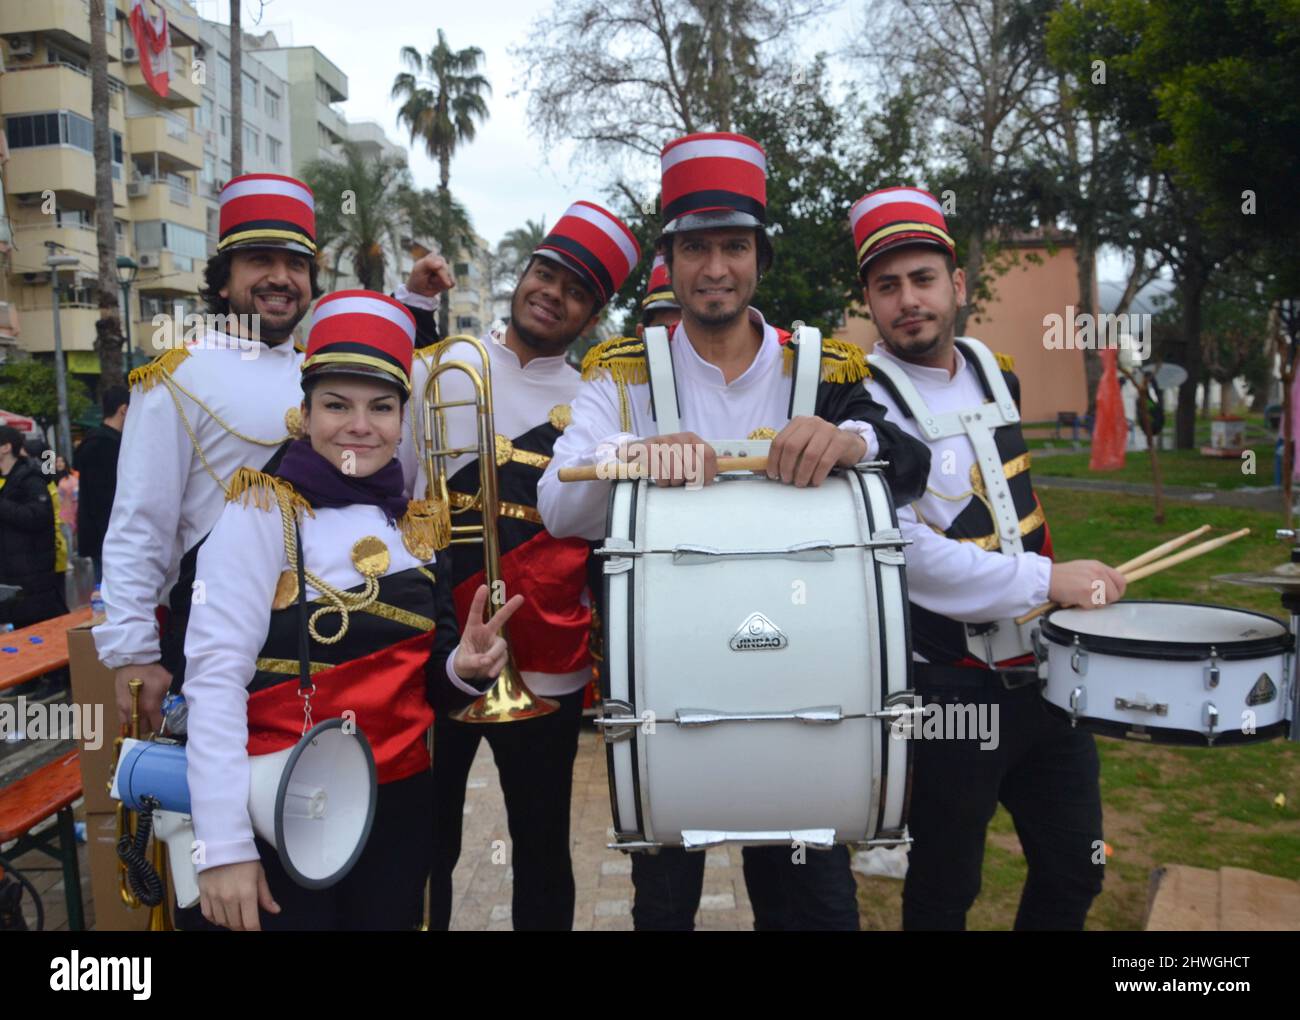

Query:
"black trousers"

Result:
[[177, 768, 433, 931], [902, 681, 1105, 931], [631, 844, 860, 931], [429, 688, 584, 931]]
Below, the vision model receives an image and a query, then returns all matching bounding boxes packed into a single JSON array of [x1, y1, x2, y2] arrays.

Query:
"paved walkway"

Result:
[[447, 725, 756, 930]]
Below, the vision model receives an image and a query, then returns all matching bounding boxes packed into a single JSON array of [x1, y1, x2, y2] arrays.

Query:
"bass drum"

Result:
[[1036, 601, 1293, 745], [597, 467, 912, 851]]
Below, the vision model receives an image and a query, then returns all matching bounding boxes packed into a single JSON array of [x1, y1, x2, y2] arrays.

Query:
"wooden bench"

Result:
[[0, 750, 85, 930], [0, 607, 94, 693]]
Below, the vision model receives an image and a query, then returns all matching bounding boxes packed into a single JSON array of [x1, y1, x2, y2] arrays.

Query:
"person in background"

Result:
[[55, 454, 78, 554], [0, 426, 67, 628], [76, 385, 129, 584]]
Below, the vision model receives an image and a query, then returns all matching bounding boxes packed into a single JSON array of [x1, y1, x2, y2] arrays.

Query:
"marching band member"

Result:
[[851, 187, 1124, 929], [401, 203, 640, 931], [95, 173, 451, 733], [539, 133, 931, 931], [181, 292, 518, 931], [639, 253, 681, 332]]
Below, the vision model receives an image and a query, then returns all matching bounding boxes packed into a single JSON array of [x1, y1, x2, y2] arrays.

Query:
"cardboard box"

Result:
[[85, 811, 154, 931], [67, 618, 119, 814]]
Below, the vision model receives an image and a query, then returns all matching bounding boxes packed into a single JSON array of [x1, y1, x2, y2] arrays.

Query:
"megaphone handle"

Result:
[[155, 811, 201, 910]]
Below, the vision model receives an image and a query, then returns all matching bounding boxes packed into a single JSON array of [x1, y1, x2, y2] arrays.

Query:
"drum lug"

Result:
[[870, 527, 908, 565], [1115, 696, 1168, 717], [593, 699, 640, 742], [607, 839, 662, 853], [1070, 635, 1088, 676], [857, 829, 912, 849], [1205, 646, 1220, 689], [596, 537, 636, 574], [1031, 625, 1048, 666], [1068, 685, 1087, 724], [1203, 702, 1219, 743]]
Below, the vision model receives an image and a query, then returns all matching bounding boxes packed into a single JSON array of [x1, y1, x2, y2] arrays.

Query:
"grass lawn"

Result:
[[1030, 443, 1277, 491], [856, 488, 1300, 930]]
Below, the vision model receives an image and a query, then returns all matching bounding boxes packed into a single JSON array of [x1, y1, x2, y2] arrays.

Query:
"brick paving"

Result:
[[447, 724, 756, 931]]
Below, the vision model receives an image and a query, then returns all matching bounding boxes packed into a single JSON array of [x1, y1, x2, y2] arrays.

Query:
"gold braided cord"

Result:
[[163, 372, 293, 447], [274, 489, 381, 645], [162, 376, 235, 496]]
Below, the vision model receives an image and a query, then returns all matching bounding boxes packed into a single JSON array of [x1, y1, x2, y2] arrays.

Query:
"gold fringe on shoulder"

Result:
[[995, 351, 1015, 372], [127, 347, 190, 393], [400, 497, 449, 560], [413, 339, 443, 364], [226, 467, 314, 520], [580, 336, 648, 386], [781, 337, 871, 384]]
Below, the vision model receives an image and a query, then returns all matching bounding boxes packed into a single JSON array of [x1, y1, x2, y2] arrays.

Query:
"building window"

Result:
[[316, 76, 333, 104], [242, 71, 258, 108], [219, 113, 228, 137], [134, 220, 209, 260], [5, 112, 124, 180], [457, 316, 479, 332], [268, 137, 281, 166], [264, 87, 280, 119], [217, 53, 230, 91], [244, 124, 259, 157]]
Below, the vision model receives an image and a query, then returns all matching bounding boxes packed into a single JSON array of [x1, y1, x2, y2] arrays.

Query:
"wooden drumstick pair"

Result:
[[1015, 526, 1251, 625]]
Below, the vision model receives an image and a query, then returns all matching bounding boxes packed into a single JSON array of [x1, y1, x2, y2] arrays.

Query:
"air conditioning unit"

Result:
[[8, 36, 34, 59], [213, 178, 227, 192], [122, 45, 138, 64], [138, 252, 161, 269], [127, 179, 151, 198]]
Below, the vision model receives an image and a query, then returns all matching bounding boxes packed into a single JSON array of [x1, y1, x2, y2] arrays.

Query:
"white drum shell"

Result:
[[1038, 602, 1292, 745], [600, 469, 910, 847]]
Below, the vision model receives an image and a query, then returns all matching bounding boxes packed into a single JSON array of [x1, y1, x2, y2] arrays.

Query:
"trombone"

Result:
[[418, 334, 557, 723]]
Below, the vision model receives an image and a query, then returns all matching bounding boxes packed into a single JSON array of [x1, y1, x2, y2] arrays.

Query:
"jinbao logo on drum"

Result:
[[730, 612, 788, 651]]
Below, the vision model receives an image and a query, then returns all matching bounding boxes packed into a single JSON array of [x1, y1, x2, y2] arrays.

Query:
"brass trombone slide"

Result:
[[420, 335, 557, 723]]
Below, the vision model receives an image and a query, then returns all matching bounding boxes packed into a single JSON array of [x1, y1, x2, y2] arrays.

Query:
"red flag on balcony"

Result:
[[129, 0, 171, 99]]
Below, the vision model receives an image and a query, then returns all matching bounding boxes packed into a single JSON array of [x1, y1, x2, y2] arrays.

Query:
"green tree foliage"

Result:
[[0, 361, 92, 427]]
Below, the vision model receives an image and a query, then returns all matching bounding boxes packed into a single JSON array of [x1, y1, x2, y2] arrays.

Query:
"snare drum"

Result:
[[1036, 601, 1293, 745], [596, 467, 912, 851]]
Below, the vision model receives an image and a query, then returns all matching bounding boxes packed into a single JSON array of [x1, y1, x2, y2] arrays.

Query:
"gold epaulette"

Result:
[[413, 340, 441, 363], [127, 347, 190, 393], [781, 337, 871, 384], [580, 336, 647, 386], [400, 496, 448, 560], [226, 467, 315, 521], [995, 352, 1015, 372]]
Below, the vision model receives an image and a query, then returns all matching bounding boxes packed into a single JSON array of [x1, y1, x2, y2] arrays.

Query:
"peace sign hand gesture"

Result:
[[452, 584, 525, 680]]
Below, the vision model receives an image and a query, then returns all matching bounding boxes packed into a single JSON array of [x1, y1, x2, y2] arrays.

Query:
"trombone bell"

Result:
[[453, 661, 559, 724]]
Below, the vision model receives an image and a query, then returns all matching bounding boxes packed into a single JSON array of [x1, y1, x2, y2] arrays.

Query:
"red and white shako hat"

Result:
[[849, 187, 955, 277], [659, 132, 767, 234], [641, 254, 677, 312], [533, 201, 640, 307], [217, 173, 316, 256], [302, 291, 416, 395]]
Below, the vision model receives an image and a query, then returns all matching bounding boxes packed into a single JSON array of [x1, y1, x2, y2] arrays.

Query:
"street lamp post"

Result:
[[116, 255, 139, 372], [45, 248, 81, 463]]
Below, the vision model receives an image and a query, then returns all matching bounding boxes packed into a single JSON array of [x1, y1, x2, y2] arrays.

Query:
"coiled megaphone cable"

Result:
[[116, 796, 164, 907]]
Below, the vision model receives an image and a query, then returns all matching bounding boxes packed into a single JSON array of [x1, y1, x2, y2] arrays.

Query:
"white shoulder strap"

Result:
[[788, 325, 822, 419], [866, 352, 964, 440], [644, 325, 680, 435], [955, 337, 1020, 425]]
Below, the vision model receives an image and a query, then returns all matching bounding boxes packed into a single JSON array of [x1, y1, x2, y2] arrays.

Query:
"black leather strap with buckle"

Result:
[[916, 662, 1040, 692]]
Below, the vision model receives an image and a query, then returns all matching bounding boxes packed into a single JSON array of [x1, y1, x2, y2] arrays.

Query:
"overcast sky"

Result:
[[191, 0, 857, 246]]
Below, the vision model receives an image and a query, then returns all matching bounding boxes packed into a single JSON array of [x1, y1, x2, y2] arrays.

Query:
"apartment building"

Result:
[[194, 20, 293, 256], [0, 0, 203, 377]]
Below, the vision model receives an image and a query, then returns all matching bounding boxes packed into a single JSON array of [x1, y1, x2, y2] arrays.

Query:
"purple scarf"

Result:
[[275, 438, 407, 524]]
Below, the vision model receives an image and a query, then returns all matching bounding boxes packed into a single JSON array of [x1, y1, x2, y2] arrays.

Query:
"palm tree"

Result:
[[230, 0, 242, 176], [391, 31, 491, 335], [674, 0, 762, 131], [398, 185, 476, 261], [495, 218, 547, 282], [89, 0, 124, 393], [301, 143, 412, 292]]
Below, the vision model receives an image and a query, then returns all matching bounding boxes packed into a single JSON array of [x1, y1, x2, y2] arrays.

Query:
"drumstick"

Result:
[[1015, 527, 1250, 626], [558, 455, 769, 482], [1114, 525, 1211, 574], [1119, 528, 1250, 584]]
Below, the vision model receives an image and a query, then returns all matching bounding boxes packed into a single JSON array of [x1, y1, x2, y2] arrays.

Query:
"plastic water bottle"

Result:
[[90, 586, 105, 615], [161, 692, 188, 737]]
